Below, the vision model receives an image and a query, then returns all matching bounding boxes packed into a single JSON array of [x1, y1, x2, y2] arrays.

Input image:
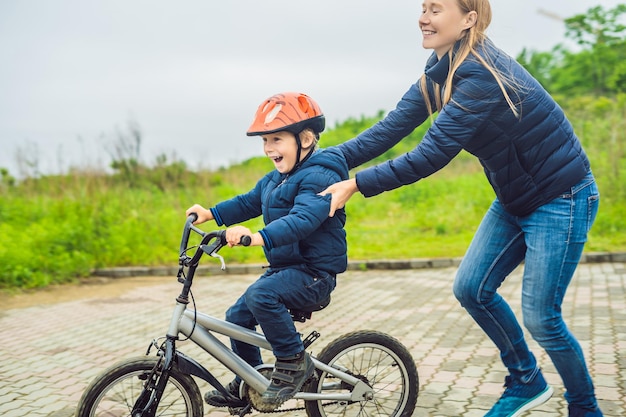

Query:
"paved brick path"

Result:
[[1, 262, 624, 416]]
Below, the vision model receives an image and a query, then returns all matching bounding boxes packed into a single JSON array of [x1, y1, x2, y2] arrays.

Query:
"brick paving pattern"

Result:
[[1, 262, 624, 416]]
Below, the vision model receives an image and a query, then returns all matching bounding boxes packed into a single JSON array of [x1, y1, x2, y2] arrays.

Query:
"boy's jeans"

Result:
[[225, 266, 335, 367], [453, 172, 599, 409]]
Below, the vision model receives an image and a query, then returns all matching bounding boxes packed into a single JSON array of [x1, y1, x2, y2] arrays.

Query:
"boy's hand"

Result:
[[185, 204, 214, 225], [225, 226, 254, 247], [318, 178, 359, 217]]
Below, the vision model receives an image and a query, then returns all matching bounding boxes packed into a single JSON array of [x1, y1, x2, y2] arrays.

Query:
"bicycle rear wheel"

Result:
[[75, 356, 203, 417], [304, 330, 418, 417]]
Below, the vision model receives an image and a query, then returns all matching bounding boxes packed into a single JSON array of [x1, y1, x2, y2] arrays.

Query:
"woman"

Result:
[[321, 1, 602, 416]]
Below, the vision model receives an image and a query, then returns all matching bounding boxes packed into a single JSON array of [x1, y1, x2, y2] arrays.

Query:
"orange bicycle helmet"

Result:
[[246, 92, 325, 137]]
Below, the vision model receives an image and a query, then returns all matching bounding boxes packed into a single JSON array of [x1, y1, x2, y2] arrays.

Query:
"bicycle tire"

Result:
[[304, 330, 418, 417], [75, 356, 203, 417]]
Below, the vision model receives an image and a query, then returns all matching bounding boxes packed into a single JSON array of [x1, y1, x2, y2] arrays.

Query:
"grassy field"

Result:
[[1, 97, 625, 290]]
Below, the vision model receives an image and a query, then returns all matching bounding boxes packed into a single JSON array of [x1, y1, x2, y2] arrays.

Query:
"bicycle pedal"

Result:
[[302, 331, 320, 348], [227, 403, 252, 416]]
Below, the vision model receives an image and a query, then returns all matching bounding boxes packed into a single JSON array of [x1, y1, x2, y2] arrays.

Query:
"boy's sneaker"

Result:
[[485, 372, 553, 417], [261, 351, 314, 406], [568, 405, 603, 417], [204, 379, 244, 407]]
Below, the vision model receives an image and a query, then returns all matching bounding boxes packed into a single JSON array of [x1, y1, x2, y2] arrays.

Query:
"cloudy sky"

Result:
[[0, 0, 622, 177]]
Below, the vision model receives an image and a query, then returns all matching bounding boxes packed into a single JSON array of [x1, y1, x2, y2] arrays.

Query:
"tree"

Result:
[[564, 5, 626, 47], [517, 4, 626, 95], [562, 4, 626, 94]]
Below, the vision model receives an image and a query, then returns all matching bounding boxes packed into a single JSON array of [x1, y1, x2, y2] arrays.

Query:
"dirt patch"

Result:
[[0, 276, 174, 311]]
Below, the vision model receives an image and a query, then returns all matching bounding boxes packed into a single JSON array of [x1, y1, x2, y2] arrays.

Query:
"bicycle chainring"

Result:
[[242, 366, 279, 412], [241, 365, 321, 413]]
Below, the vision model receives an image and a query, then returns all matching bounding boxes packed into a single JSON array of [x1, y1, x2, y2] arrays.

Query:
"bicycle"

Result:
[[75, 214, 419, 417]]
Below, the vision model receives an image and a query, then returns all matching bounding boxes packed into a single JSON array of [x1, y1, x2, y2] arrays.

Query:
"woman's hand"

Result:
[[319, 178, 359, 217], [185, 204, 213, 225]]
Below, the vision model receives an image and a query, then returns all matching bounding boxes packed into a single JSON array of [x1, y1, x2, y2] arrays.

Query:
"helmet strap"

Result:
[[287, 132, 313, 175], [295, 132, 303, 168]]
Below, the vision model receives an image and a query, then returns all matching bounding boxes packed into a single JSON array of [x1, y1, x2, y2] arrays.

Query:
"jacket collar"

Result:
[[424, 40, 462, 86]]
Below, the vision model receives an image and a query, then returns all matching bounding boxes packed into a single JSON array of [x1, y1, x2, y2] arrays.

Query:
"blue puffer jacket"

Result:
[[337, 39, 590, 217], [211, 147, 348, 275]]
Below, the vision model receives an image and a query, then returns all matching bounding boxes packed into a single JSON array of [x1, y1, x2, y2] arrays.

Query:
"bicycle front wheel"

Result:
[[75, 356, 203, 417], [304, 330, 418, 417]]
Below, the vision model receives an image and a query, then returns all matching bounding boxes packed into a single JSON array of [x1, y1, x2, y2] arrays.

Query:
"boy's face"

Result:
[[262, 131, 300, 174]]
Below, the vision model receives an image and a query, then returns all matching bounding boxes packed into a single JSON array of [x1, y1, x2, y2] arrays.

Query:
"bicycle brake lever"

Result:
[[211, 252, 226, 270]]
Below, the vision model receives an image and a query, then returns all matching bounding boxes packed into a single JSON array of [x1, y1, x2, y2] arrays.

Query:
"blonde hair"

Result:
[[420, 0, 520, 118], [299, 128, 320, 150]]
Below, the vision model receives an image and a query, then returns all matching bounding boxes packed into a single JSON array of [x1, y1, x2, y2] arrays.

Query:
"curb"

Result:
[[91, 252, 626, 279]]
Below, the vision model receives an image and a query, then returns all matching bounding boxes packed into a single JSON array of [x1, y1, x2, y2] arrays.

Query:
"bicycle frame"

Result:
[[151, 215, 375, 407], [77, 215, 418, 417], [166, 300, 374, 403]]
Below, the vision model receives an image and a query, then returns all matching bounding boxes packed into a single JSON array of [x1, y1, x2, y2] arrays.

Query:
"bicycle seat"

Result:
[[289, 296, 331, 323]]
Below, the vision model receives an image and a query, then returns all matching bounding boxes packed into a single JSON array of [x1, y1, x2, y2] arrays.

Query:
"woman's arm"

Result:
[[354, 64, 501, 198], [337, 82, 430, 170]]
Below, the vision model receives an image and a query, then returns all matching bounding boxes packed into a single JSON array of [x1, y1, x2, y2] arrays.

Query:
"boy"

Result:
[[186, 92, 348, 407]]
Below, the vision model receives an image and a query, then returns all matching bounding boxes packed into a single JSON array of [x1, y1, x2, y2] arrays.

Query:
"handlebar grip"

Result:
[[240, 235, 252, 246], [180, 213, 200, 256]]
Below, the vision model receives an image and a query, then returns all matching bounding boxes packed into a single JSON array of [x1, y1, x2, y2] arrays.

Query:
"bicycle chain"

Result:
[[247, 400, 341, 414], [243, 374, 342, 414], [252, 403, 304, 413]]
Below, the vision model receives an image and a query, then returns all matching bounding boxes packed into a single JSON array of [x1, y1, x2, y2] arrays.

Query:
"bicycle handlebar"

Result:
[[179, 213, 250, 268], [179, 213, 199, 257]]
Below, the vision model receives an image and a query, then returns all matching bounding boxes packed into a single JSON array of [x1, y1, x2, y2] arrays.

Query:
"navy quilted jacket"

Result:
[[337, 39, 590, 217], [211, 147, 348, 275]]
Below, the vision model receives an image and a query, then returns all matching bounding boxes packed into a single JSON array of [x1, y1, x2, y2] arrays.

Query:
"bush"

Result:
[[1, 102, 624, 289]]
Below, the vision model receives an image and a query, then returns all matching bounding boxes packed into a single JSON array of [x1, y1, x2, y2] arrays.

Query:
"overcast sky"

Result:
[[1, 0, 623, 177]]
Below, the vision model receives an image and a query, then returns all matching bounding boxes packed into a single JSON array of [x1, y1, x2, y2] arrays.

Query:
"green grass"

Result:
[[1, 96, 625, 290]]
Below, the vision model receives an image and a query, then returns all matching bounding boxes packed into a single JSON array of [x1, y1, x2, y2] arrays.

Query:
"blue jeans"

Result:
[[225, 266, 336, 367], [453, 172, 600, 409]]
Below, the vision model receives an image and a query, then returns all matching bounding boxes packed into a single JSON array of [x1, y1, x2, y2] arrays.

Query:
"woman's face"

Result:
[[419, 0, 476, 58]]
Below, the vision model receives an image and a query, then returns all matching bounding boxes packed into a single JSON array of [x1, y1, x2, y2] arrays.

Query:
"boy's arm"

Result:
[[259, 175, 336, 250], [223, 225, 264, 247], [212, 175, 266, 226]]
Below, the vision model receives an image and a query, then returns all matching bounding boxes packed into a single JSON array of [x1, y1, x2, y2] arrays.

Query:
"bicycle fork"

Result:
[[132, 301, 189, 417], [131, 337, 177, 417]]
